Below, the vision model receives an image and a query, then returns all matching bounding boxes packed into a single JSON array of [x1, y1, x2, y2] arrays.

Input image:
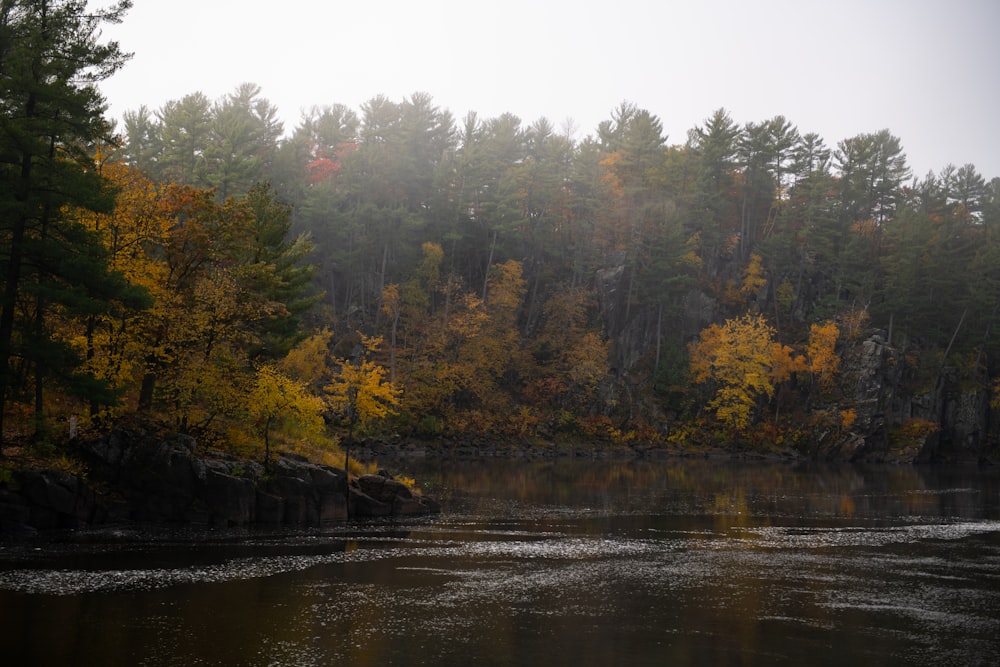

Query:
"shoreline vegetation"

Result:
[[2, 1, 999, 536], [2, 419, 996, 538]]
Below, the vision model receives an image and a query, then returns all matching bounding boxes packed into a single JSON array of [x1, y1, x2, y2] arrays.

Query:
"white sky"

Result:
[[97, 0, 1000, 180]]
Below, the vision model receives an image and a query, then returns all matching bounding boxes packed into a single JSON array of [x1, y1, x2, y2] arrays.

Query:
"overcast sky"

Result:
[[98, 0, 1000, 180]]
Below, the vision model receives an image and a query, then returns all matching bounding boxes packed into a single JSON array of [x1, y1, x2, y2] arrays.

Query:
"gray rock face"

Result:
[[833, 331, 994, 463], [0, 428, 437, 535], [941, 388, 990, 461]]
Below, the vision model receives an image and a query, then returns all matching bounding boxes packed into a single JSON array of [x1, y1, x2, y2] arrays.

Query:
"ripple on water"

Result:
[[2, 518, 998, 604], [735, 520, 1000, 549]]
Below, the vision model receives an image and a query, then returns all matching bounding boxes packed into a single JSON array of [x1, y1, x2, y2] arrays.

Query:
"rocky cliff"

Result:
[[800, 330, 995, 463]]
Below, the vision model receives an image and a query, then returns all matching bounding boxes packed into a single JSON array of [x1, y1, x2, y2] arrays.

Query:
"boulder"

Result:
[[255, 491, 284, 524], [348, 484, 391, 517], [20, 470, 78, 519], [353, 472, 441, 517], [203, 469, 256, 526], [319, 492, 348, 523], [357, 473, 413, 504], [0, 490, 33, 535]]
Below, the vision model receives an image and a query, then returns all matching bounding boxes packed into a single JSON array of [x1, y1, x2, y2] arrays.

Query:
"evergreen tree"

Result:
[[156, 92, 211, 186], [0, 0, 137, 448], [240, 182, 320, 357], [205, 83, 282, 199], [120, 104, 161, 172], [690, 108, 740, 258]]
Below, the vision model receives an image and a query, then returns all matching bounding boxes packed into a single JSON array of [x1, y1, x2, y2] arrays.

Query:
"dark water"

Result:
[[2, 459, 999, 666]]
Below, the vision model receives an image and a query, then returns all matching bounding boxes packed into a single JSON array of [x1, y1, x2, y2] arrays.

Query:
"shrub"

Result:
[[891, 418, 940, 451]]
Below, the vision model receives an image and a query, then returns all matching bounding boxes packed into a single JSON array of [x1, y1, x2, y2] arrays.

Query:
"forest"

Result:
[[3, 1, 1000, 467]]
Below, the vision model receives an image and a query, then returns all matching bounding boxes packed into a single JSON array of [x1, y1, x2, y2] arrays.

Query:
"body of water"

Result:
[[1, 459, 999, 665]]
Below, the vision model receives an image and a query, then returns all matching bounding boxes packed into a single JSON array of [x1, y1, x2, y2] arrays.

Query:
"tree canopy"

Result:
[[4, 32, 1000, 459]]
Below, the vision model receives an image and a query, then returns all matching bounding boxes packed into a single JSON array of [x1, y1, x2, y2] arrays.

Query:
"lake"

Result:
[[1, 458, 999, 665]]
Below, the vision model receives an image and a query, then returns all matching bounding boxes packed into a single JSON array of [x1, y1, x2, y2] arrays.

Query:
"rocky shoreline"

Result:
[[4, 420, 996, 537], [0, 428, 440, 537]]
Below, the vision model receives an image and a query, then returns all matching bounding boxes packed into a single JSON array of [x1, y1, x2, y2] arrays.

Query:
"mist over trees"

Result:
[[4, 5, 1000, 461]]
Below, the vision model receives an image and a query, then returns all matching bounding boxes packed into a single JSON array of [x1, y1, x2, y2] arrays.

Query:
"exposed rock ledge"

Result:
[[0, 428, 439, 536]]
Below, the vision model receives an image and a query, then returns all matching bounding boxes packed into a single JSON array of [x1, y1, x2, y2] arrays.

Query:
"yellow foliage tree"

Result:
[[520, 283, 611, 418], [806, 321, 841, 390], [131, 183, 297, 432], [689, 314, 782, 431], [249, 364, 326, 465], [567, 332, 610, 391], [325, 334, 401, 472], [68, 165, 289, 434], [397, 275, 485, 429], [740, 253, 767, 299], [325, 334, 401, 438], [477, 259, 526, 379], [282, 329, 333, 389], [769, 341, 808, 384], [70, 158, 171, 419], [484, 259, 525, 320]]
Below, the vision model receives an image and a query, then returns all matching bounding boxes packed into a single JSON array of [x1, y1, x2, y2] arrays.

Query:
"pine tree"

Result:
[[0, 0, 135, 448]]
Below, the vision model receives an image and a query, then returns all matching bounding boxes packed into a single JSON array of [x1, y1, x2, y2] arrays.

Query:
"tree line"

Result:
[[3, 1, 999, 461]]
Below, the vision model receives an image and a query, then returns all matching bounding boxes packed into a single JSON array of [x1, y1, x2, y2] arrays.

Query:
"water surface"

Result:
[[1, 459, 998, 665]]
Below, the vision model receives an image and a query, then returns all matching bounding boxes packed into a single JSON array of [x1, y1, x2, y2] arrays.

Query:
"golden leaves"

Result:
[[689, 314, 779, 430], [740, 253, 767, 298], [251, 365, 325, 427], [325, 334, 401, 435], [691, 313, 846, 431], [807, 321, 841, 390], [282, 329, 333, 387]]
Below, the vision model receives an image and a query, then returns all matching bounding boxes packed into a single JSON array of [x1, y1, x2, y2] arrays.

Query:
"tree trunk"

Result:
[[655, 301, 663, 371], [0, 113, 34, 451], [482, 230, 497, 303], [263, 416, 272, 469], [0, 218, 26, 451]]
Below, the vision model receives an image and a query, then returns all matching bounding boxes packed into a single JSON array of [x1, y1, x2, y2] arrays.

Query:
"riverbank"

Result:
[[0, 428, 440, 537], [347, 434, 799, 462], [4, 425, 996, 537], [348, 427, 1000, 465]]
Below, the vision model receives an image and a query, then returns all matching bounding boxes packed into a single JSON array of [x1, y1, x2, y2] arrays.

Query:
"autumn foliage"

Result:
[[689, 314, 785, 430], [7, 72, 1000, 462], [689, 315, 843, 433]]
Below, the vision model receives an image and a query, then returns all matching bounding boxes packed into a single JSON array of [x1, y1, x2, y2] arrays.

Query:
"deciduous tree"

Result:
[[325, 334, 400, 439], [249, 363, 325, 466], [689, 314, 781, 431], [806, 321, 840, 391]]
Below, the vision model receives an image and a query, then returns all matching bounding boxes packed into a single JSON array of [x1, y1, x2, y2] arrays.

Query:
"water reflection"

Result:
[[1, 459, 998, 666], [416, 458, 999, 524]]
